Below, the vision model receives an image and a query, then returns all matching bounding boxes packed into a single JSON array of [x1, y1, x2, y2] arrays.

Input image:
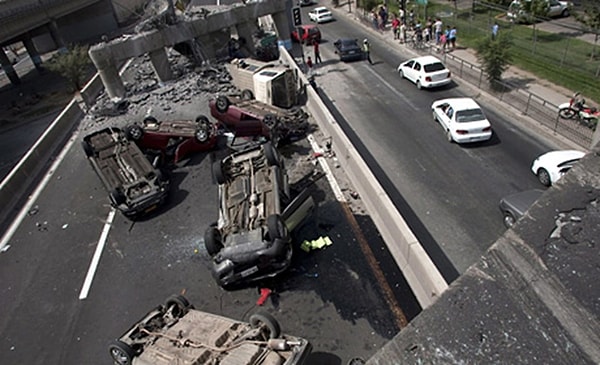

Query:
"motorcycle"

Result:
[[558, 92, 599, 130]]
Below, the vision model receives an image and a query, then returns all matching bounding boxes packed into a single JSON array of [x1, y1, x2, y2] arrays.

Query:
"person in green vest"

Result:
[[363, 39, 373, 65]]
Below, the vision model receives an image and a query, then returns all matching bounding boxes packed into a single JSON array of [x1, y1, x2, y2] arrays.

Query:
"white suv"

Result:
[[308, 7, 333, 23]]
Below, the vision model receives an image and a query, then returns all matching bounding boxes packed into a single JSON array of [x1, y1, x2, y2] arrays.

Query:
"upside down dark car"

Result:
[[204, 142, 315, 287]]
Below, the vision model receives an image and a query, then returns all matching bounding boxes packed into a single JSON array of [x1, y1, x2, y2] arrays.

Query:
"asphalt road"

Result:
[[0, 4, 574, 365], [301, 5, 564, 274]]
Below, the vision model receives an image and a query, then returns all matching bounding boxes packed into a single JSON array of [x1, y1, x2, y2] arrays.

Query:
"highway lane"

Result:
[[304, 4, 563, 273], [0, 86, 415, 364]]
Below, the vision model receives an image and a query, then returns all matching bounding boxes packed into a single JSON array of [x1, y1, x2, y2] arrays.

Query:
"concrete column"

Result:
[[48, 20, 67, 53], [271, 10, 293, 51], [197, 34, 217, 61], [88, 45, 125, 99], [0, 49, 20, 85], [149, 48, 174, 82], [23, 38, 44, 73], [235, 21, 258, 55]]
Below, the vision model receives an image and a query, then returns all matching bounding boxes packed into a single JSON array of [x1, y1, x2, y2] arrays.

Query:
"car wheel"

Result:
[[212, 160, 226, 184], [250, 312, 281, 339], [416, 80, 422, 89], [164, 294, 193, 318], [432, 111, 437, 122], [267, 214, 288, 241], [562, 9, 569, 17], [446, 130, 454, 143], [537, 168, 551, 187], [143, 116, 158, 126], [125, 124, 144, 141], [241, 89, 254, 100], [109, 189, 126, 206], [108, 340, 134, 365], [263, 142, 280, 167], [82, 140, 94, 157], [216, 96, 230, 113], [503, 212, 516, 228], [195, 125, 209, 143], [263, 113, 278, 130], [204, 226, 223, 256], [398, 70, 404, 78]]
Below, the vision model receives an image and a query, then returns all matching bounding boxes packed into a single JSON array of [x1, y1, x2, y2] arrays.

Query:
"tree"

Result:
[[574, 2, 600, 60], [476, 32, 513, 87], [45, 44, 91, 91]]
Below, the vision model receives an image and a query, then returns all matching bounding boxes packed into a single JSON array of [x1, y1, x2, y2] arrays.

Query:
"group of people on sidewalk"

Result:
[[386, 11, 457, 53]]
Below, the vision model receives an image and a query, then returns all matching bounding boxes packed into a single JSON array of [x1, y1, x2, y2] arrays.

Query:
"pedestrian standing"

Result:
[[312, 39, 322, 64], [439, 32, 447, 53], [491, 22, 499, 40], [306, 56, 313, 73], [371, 10, 378, 31], [449, 25, 457, 49], [392, 15, 400, 39], [399, 21, 407, 43], [434, 18, 443, 45], [363, 39, 373, 65]]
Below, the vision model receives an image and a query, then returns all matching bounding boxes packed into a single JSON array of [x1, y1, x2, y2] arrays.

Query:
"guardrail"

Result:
[[0, 71, 103, 233], [280, 48, 449, 309]]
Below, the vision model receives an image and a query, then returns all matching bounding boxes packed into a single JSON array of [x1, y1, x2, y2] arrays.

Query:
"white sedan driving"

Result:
[[397, 56, 451, 89], [531, 150, 585, 186], [308, 7, 333, 23], [432, 98, 492, 143]]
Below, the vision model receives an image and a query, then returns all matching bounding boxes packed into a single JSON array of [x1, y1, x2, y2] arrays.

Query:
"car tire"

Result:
[[250, 312, 281, 339], [143, 116, 158, 126], [562, 9, 569, 17], [446, 130, 454, 143], [503, 212, 516, 228], [241, 89, 254, 100], [398, 70, 404, 78], [164, 295, 193, 318], [537, 168, 552, 187], [108, 340, 135, 365], [216, 96, 230, 113], [267, 214, 288, 241], [432, 111, 437, 122], [82, 140, 94, 157], [204, 226, 223, 256], [263, 113, 278, 130], [416, 80, 422, 89], [125, 124, 144, 141], [212, 160, 226, 184], [263, 142, 280, 167], [109, 189, 126, 206]]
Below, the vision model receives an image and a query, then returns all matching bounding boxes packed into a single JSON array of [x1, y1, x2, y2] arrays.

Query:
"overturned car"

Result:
[[109, 295, 312, 365], [205, 142, 315, 287], [209, 94, 309, 144], [125, 115, 219, 165], [82, 127, 169, 218]]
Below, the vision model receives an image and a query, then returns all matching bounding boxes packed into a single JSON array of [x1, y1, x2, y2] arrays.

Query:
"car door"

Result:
[[436, 103, 453, 131], [547, 0, 560, 16], [410, 61, 422, 83], [402, 60, 414, 79]]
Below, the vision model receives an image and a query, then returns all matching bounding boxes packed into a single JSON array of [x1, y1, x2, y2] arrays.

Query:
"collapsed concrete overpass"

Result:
[[88, 0, 293, 99]]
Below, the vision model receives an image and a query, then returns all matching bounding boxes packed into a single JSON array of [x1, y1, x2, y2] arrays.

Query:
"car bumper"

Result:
[[340, 53, 363, 62], [422, 78, 452, 88], [453, 132, 492, 143]]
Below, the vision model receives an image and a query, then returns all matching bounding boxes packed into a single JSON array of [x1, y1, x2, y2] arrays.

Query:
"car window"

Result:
[[557, 158, 581, 168], [414, 62, 421, 71], [446, 107, 454, 118], [405, 60, 414, 68], [456, 108, 485, 123], [424, 62, 446, 73]]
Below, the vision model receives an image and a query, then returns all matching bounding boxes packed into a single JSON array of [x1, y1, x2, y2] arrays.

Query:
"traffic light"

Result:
[[292, 7, 302, 27]]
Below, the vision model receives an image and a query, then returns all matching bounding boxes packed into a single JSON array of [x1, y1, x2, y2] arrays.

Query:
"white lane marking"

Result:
[[79, 208, 116, 300], [307, 134, 346, 202], [364, 66, 420, 111], [0, 134, 78, 251]]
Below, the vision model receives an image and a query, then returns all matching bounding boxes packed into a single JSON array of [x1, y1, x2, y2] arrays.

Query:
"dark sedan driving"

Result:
[[333, 38, 363, 62]]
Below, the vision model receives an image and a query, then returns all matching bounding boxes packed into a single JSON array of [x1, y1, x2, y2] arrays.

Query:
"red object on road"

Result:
[[256, 288, 272, 306]]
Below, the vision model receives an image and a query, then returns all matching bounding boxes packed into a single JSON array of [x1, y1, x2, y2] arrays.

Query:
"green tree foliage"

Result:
[[574, 2, 600, 60], [45, 44, 91, 91], [476, 33, 513, 86]]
